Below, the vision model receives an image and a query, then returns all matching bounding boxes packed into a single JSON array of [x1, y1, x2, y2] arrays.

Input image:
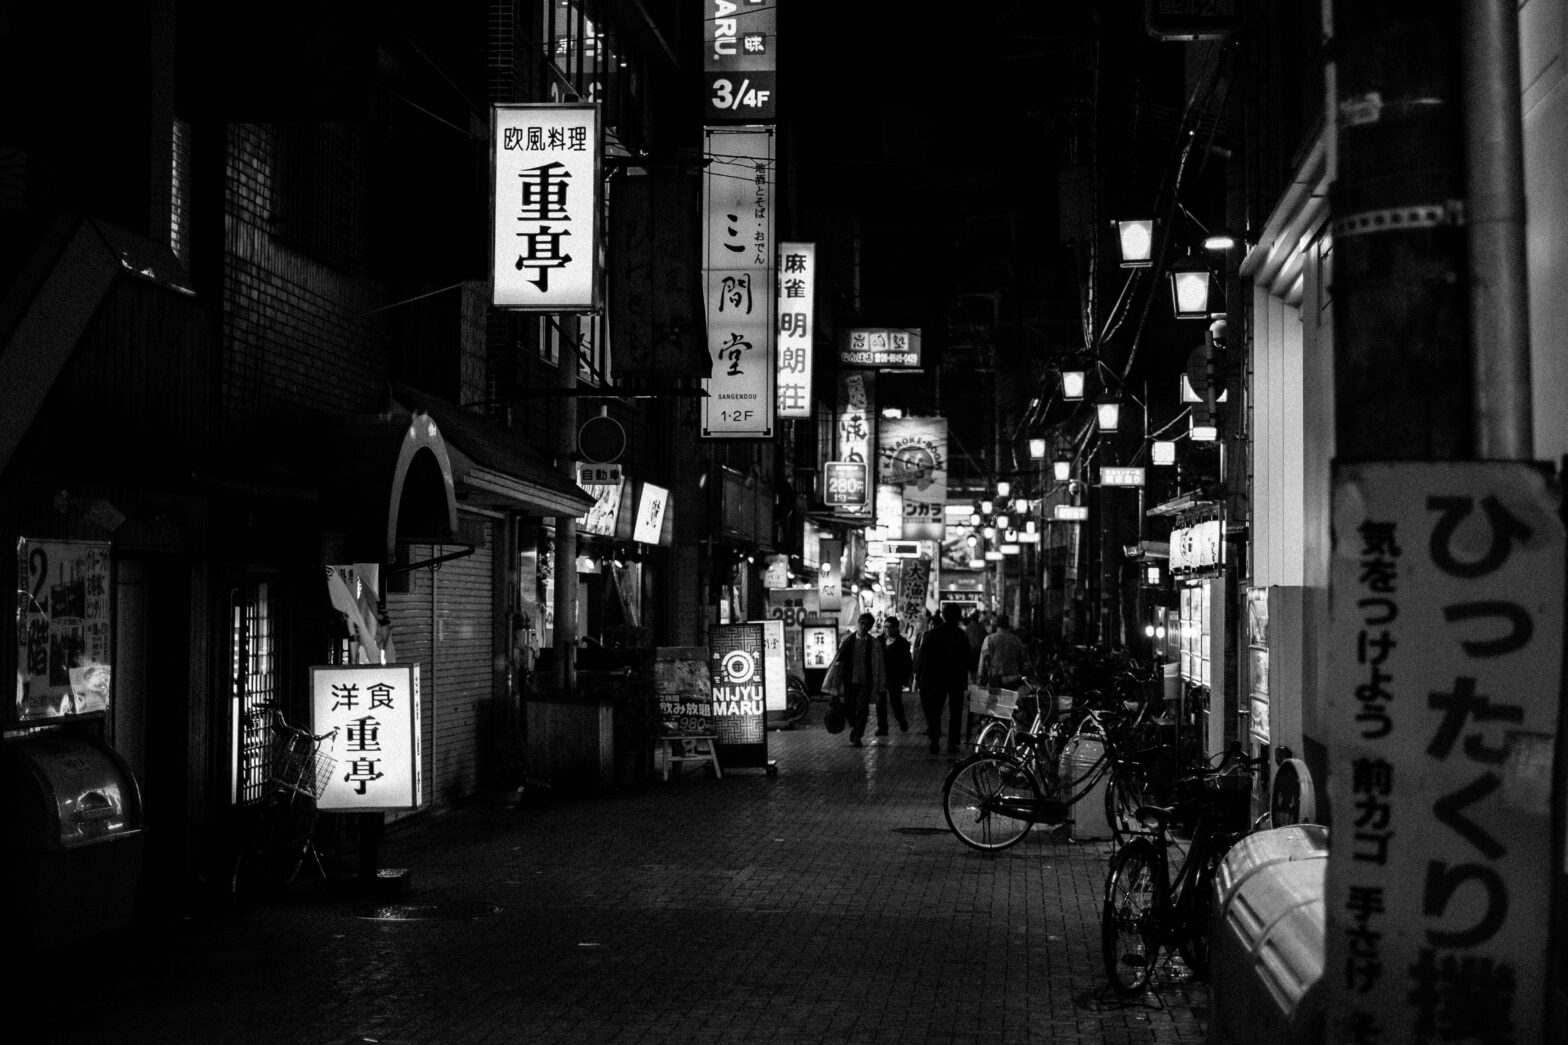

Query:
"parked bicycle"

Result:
[[941, 699, 1146, 852], [231, 708, 339, 901], [1100, 741, 1265, 994]]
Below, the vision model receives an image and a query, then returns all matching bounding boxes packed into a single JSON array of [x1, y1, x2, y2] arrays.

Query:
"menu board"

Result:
[[654, 647, 715, 738]]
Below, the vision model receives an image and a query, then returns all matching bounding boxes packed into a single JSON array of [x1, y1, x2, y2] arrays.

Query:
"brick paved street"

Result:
[[28, 718, 1210, 1044]]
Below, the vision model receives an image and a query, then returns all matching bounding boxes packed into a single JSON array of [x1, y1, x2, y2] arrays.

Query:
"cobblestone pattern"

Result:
[[29, 721, 1211, 1044]]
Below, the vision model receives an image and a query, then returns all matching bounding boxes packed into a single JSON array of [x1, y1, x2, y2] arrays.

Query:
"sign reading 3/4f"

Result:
[[491, 103, 601, 310], [703, 0, 777, 123]]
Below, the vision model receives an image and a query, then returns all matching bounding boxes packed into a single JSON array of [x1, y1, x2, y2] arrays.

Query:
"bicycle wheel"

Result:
[[233, 790, 315, 900], [1102, 838, 1166, 995], [974, 717, 1016, 756], [784, 675, 811, 727], [942, 754, 1040, 852], [1105, 762, 1150, 846], [1176, 845, 1226, 977]]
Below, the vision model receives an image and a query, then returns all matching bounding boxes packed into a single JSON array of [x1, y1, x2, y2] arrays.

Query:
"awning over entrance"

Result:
[[391, 381, 595, 518], [317, 413, 461, 565]]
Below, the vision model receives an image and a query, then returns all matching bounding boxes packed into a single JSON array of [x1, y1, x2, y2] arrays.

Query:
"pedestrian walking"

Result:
[[878, 616, 912, 735], [977, 614, 1027, 689], [820, 611, 886, 747], [963, 610, 988, 681], [917, 603, 972, 753]]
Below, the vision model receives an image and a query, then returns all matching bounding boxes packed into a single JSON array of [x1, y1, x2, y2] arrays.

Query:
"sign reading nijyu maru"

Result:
[[1324, 461, 1562, 1045], [708, 622, 770, 769]]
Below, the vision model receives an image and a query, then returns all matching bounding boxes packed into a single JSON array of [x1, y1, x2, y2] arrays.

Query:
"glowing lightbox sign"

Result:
[[633, 482, 669, 544], [491, 103, 601, 310], [701, 127, 776, 438], [1054, 505, 1089, 522], [777, 242, 815, 419], [1100, 466, 1146, 487], [839, 327, 922, 369], [312, 664, 422, 812]]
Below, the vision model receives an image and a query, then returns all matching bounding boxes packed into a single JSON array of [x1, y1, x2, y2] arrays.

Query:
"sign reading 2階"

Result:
[[311, 664, 423, 813], [709, 622, 770, 768]]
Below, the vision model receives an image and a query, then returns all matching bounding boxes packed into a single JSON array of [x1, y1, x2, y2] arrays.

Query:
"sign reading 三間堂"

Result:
[[702, 0, 777, 122], [491, 104, 600, 310], [701, 126, 776, 438], [1323, 461, 1562, 1045], [777, 242, 815, 419], [312, 663, 423, 812], [709, 623, 770, 768]]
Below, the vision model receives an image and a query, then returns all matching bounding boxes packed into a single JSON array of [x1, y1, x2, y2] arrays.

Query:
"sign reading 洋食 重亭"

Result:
[[312, 664, 423, 812]]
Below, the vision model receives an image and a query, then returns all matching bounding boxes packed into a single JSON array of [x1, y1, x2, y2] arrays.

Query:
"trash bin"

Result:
[[1060, 733, 1112, 840], [1209, 825, 1329, 1045], [2, 730, 145, 948]]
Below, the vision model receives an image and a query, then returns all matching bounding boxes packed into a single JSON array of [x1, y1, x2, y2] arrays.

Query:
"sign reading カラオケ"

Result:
[[311, 664, 423, 812], [1324, 462, 1562, 1045], [491, 103, 600, 310]]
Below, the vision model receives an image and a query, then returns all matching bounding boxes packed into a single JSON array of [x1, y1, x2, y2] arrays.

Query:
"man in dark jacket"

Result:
[[877, 616, 912, 735], [917, 603, 972, 753]]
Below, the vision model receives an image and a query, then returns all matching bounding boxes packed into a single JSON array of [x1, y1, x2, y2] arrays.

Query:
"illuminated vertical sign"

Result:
[[833, 370, 874, 516], [632, 482, 669, 544], [776, 242, 815, 419], [312, 664, 423, 812], [880, 416, 947, 540], [491, 103, 601, 310], [702, 127, 775, 438], [709, 622, 770, 769], [703, 0, 778, 123]]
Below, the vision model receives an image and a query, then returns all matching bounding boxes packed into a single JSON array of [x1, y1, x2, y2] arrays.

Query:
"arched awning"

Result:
[[318, 412, 461, 564]]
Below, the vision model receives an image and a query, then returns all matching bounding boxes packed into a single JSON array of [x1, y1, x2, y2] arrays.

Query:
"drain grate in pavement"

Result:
[[354, 901, 502, 921], [891, 827, 950, 835]]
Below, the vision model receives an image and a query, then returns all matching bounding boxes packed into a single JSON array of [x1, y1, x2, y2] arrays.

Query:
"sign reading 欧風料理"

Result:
[[491, 104, 600, 310]]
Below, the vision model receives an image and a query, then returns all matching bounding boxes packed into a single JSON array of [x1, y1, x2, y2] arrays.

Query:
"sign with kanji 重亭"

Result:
[[777, 242, 815, 419], [701, 126, 775, 438], [491, 103, 600, 310], [1324, 461, 1562, 1045], [312, 663, 423, 812]]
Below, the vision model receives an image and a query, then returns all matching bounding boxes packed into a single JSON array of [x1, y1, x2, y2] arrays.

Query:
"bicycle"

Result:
[[231, 709, 339, 901], [1100, 742, 1265, 995], [941, 701, 1137, 852]]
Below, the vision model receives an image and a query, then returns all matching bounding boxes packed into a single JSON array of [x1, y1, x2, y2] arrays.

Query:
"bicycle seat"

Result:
[[1133, 804, 1179, 828]]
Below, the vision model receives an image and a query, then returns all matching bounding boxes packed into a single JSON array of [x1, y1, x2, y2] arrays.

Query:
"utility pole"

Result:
[[553, 317, 579, 696], [1325, 5, 1561, 1044]]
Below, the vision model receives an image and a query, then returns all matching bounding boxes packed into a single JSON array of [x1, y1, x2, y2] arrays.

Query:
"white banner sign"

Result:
[[491, 104, 600, 310], [777, 242, 814, 419], [879, 416, 947, 540], [702, 126, 775, 438], [834, 371, 874, 517], [1325, 462, 1562, 1045], [312, 664, 423, 812], [753, 618, 787, 712], [633, 482, 669, 544]]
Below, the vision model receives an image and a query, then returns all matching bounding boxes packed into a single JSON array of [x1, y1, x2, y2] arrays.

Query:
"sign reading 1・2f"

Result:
[[491, 104, 601, 310], [703, 1, 777, 123]]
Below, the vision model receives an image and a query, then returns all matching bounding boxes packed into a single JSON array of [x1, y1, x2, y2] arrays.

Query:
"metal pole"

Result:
[[1461, 0, 1533, 459], [553, 317, 579, 696]]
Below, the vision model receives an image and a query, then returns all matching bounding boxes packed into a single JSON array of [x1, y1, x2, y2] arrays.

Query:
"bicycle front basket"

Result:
[[272, 737, 337, 798]]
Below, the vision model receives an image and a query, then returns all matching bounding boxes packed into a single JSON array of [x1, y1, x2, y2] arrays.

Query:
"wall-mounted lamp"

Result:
[[980, 499, 994, 515], [1203, 229, 1238, 251], [1028, 437, 1047, 460], [1096, 398, 1121, 433], [1061, 369, 1086, 400], [1116, 218, 1154, 268], [996, 513, 1010, 529], [1190, 415, 1219, 441], [1152, 440, 1176, 465], [995, 481, 1011, 498], [1053, 459, 1072, 482], [982, 525, 996, 540], [1168, 254, 1213, 319], [969, 511, 982, 527]]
